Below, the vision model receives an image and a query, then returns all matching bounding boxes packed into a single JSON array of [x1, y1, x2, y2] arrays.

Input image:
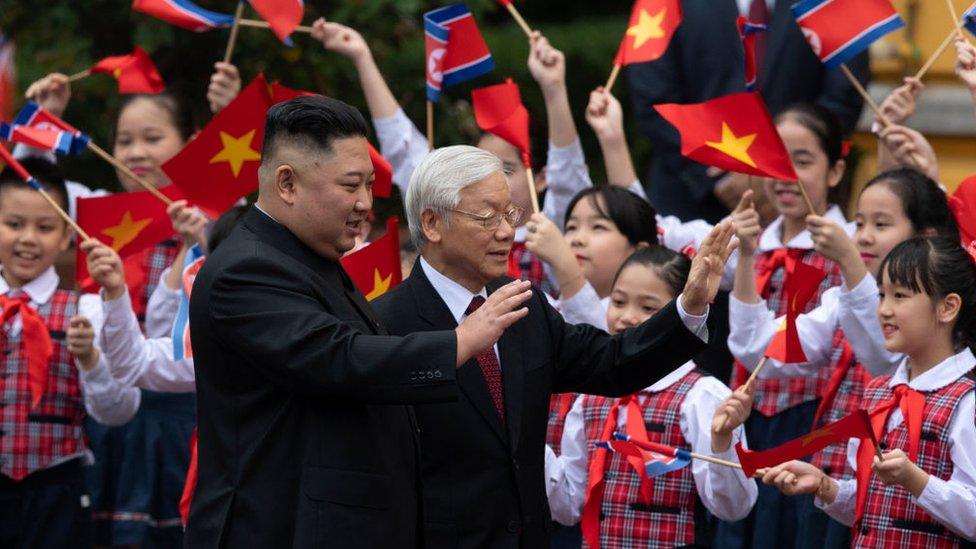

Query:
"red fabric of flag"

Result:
[[90, 47, 165, 94], [339, 217, 402, 301], [654, 91, 797, 181], [763, 257, 827, 363], [472, 78, 531, 168], [248, 0, 304, 44], [950, 175, 976, 247], [614, 0, 682, 65], [179, 429, 198, 526]]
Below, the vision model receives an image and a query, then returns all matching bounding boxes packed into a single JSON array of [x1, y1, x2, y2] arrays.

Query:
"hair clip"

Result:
[[841, 140, 852, 158], [966, 240, 976, 267]]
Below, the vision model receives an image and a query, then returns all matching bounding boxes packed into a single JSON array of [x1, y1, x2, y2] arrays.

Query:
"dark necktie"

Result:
[[749, 0, 770, 82], [466, 296, 505, 423]]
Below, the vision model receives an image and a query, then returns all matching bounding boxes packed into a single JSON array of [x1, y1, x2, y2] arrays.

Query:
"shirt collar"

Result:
[[253, 203, 280, 224], [644, 361, 696, 393], [758, 204, 848, 252], [419, 256, 488, 325], [0, 266, 60, 305], [889, 348, 976, 392]]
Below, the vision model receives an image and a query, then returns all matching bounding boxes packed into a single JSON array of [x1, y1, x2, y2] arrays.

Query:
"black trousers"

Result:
[[0, 458, 93, 549]]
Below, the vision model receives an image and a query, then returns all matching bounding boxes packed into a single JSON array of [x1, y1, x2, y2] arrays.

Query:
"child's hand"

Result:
[[877, 125, 939, 181], [67, 316, 99, 371], [167, 200, 208, 250], [710, 387, 753, 451], [806, 215, 857, 264], [873, 449, 929, 497], [584, 87, 624, 142], [82, 239, 127, 301], [955, 37, 976, 93], [312, 18, 371, 65], [760, 460, 829, 498], [878, 77, 923, 125], [524, 213, 584, 294], [731, 190, 760, 257], [24, 73, 71, 118], [527, 32, 565, 93], [207, 62, 241, 114]]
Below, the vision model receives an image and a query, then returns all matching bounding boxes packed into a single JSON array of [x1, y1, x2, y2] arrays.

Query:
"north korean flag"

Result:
[[791, 0, 904, 70], [14, 101, 90, 153], [132, 0, 235, 32], [424, 4, 494, 102]]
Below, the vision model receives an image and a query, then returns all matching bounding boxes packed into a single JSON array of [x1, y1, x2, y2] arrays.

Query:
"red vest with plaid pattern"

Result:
[[0, 289, 85, 481], [508, 241, 556, 297], [811, 328, 870, 480], [854, 374, 975, 548], [581, 370, 704, 548], [547, 393, 576, 456], [132, 237, 180, 326], [733, 248, 843, 416]]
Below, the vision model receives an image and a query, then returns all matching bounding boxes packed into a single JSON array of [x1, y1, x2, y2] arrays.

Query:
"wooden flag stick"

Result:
[[236, 18, 314, 34], [915, 29, 956, 80], [39, 188, 90, 240], [223, 1, 246, 64], [605, 63, 622, 93], [741, 355, 769, 394], [525, 167, 540, 213], [503, 3, 533, 38], [67, 69, 91, 83], [946, 0, 965, 37], [426, 101, 434, 152], [795, 178, 817, 215], [86, 142, 174, 206], [688, 451, 744, 470]]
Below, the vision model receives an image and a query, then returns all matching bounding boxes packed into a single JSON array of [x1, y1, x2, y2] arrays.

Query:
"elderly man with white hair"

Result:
[[373, 145, 737, 549]]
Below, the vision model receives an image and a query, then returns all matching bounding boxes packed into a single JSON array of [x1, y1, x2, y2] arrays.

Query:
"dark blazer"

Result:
[[372, 260, 709, 549], [185, 207, 459, 549], [626, 0, 869, 222]]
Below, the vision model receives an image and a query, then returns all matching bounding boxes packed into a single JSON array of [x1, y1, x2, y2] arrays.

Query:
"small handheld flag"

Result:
[[471, 79, 531, 167], [614, 0, 682, 66], [368, 143, 393, 199], [0, 122, 82, 156], [763, 258, 827, 364], [88, 47, 165, 94], [340, 217, 403, 301], [737, 16, 767, 91], [966, 2, 976, 37], [790, 0, 904, 70], [247, 0, 304, 45], [424, 4, 495, 103], [603, 434, 692, 477], [132, 0, 235, 31], [14, 101, 89, 145]]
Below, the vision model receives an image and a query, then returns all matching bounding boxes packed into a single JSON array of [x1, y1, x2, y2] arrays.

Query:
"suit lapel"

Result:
[[760, 0, 793, 84]]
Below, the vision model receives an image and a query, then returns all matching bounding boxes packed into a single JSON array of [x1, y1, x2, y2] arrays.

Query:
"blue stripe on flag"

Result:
[[822, 14, 904, 69], [425, 3, 472, 25], [14, 102, 39, 126]]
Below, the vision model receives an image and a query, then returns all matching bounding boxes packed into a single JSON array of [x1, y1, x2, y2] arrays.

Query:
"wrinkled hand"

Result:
[[731, 190, 760, 257], [167, 199, 209, 249], [760, 460, 824, 497], [207, 62, 241, 114], [878, 124, 939, 180], [584, 87, 624, 141], [955, 37, 976, 92], [67, 316, 99, 371], [82, 239, 126, 300], [455, 280, 532, 366], [312, 18, 370, 64], [873, 449, 929, 496], [878, 77, 922, 125], [24, 73, 71, 117], [527, 32, 565, 92], [680, 220, 737, 316], [806, 215, 857, 264]]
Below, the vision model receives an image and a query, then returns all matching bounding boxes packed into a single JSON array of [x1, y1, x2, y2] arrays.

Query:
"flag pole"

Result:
[[839, 63, 926, 169], [503, 3, 533, 38], [605, 63, 622, 93], [915, 29, 956, 80], [945, 0, 966, 38], [713, 355, 768, 434], [86, 142, 174, 206], [67, 69, 91, 83], [223, 2, 246, 64], [41, 188, 91, 240], [0, 147, 90, 239], [795, 179, 817, 215], [525, 166, 540, 213], [236, 18, 314, 34], [426, 101, 434, 151]]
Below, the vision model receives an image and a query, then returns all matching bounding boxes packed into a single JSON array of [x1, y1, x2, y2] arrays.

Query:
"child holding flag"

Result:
[[0, 161, 140, 547], [547, 246, 757, 548], [761, 236, 976, 546]]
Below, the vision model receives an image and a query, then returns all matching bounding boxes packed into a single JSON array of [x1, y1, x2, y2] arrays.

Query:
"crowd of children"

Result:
[[3, 12, 976, 549]]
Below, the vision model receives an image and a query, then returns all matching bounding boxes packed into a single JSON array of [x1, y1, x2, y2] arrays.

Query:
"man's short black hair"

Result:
[[261, 95, 369, 162], [0, 156, 70, 213]]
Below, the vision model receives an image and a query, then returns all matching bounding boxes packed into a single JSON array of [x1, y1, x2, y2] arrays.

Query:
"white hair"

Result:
[[405, 145, 504, 249]]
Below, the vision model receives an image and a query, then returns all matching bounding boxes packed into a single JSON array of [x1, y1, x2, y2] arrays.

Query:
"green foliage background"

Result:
[[2, 0, 648, 200]]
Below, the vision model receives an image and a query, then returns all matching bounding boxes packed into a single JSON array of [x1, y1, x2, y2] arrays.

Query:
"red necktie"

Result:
[[1, 293, 54, 408], [466, 296, 505, 423], [748, 0, 769, 81], [812, 341, 855, 429], [854, 384, 925, 523]]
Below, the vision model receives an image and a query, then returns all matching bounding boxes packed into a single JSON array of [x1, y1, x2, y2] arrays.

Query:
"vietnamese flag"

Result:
[[763, 258, 827, 363], [735, 409, 873, 477], [950, 175, 976, 246], [614, 0, 682, 65], [472, 79, 531, 168], [248, 0, 304, 45], [340, 217, 402, 301], [89, 47, 165, 94], [654, 91, 798, 181]]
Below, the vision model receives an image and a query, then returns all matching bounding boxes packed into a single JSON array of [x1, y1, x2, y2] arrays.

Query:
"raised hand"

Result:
[[584, 87, 624, 141], [455, 280, 532, 366], [877, 124, 939, 181], [680, 220, 737, 316], [67, 316, 99, 371], [878, 77, 923, 125], [312, 18, 371, 65], [82, 239, 126, 300], [524, 212, 585, 298], [731, 190, 760, 257], [167, 199, 209, 250], [527, 32, 565, 93], [710, 386, 753, 450], [955, 37, 976, 93], [24, 73, 71, 117], [207, 62, 242, 114]]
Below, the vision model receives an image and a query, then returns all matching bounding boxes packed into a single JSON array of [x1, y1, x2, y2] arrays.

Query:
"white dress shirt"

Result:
[[0, 267, 141, 430], [100, 289, 196, 393], [736, 0, 775, 16], [547, 362, 758, 525], [143, 267, 183, 338], [816, 349, 976, 541]]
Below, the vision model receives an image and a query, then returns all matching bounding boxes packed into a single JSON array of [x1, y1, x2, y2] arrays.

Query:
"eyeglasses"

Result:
[[451, 206, 525, 231]]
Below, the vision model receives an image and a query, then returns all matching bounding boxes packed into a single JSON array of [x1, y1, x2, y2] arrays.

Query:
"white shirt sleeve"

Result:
[[837, 274, 902, 377], [77, 294, 141, 426], [681, 376, 758, 521], [542, 139, 593, 231], [100, 289, 196, 393], [545, 444, 562, 498], [143, 267, 182, 338], [372, 108, 429, 196], [548, 394, 587, 525], [557, 282, 608, 330]]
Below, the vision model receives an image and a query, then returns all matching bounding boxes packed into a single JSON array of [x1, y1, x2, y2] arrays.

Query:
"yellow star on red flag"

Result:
[[705, 122, 758, 168], [626, 8, 667, 49], [365, 268, 393, 301], [101, 211, 153, 251], [209, 129, 262, 177]]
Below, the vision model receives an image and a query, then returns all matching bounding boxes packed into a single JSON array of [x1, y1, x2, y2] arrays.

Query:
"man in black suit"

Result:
[[372, 145, 737, 548], [185, 97, 534, 548], [626, 0, 869, 223]]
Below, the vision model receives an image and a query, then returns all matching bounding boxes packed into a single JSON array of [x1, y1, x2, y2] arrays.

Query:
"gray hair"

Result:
[[405, 145, 504, 249]]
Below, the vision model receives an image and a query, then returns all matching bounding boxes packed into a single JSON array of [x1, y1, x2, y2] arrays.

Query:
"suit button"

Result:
[[506, 520, 520, 533], [434, 370, 442, 378]]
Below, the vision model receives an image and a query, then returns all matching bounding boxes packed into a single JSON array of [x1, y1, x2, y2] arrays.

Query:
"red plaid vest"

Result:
[[581, 370, 703, 548], [733, 248, 843, 416], [508, 241, 556, 297], [133, 237, 180, 326], [0, 289, 86, 481], [854, 374, 975, 548], [547, 393, 576, 456]]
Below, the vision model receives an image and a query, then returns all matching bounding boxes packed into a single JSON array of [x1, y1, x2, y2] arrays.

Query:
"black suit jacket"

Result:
[[185, 207, 459, 548], [627, 0, 869, 222], [372, 261, 708, 549]]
